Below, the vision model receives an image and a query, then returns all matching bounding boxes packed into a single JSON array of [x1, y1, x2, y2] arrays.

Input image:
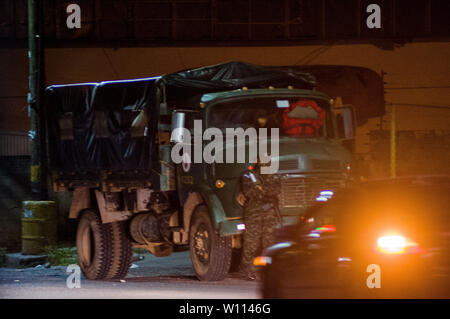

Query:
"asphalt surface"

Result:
[[0, 251, 261, 299]]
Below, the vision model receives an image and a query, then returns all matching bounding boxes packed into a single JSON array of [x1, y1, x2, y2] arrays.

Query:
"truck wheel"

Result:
[[189, 205, 232, 281], [106, 220, 133, 279], [76, 210, 113, 280]]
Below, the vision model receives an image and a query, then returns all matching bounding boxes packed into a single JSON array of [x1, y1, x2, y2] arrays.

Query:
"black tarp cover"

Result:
[[160, 61, 316, 104], [46, 77, 159, 172]]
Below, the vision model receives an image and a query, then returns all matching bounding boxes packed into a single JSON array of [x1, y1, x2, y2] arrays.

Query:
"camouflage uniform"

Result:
[[240, 167, 281, 278]]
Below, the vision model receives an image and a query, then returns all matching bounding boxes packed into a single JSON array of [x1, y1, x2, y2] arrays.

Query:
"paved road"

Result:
[[0, 251, 261, 299]]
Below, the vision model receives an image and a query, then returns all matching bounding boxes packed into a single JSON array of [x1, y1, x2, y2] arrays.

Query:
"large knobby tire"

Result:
[[76, 210, 113, 280], [189, 205, 232, 281], [107, 220, 133, 279]]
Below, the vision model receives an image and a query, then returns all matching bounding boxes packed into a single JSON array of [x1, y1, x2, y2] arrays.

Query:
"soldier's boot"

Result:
[[237, 263, 257, 280]]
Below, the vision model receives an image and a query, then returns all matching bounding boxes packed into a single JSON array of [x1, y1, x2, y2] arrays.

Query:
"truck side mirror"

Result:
[[335, 105, 356, 139], [170, 111, 186, 143]]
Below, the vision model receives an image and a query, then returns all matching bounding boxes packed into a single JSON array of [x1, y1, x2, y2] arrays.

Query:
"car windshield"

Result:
[[208, 96, 334, 138]]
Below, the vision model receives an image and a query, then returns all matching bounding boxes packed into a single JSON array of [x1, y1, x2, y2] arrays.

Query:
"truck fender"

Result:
[[183, 188, 227, 232], [182, 192, 204, 232], [94, 190, 132, 224], [69, 187, 91, 219]]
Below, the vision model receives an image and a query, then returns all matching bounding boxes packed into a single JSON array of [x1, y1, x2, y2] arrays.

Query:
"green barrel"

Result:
[[22, 201, 57, 255]]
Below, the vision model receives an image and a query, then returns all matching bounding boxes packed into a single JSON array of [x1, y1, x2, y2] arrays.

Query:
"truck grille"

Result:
[[279, 174, 346, 208], [279, 159, 298, 170]]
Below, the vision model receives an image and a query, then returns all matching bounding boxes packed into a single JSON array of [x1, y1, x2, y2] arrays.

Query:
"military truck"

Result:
[[45, 62, 380, 281]]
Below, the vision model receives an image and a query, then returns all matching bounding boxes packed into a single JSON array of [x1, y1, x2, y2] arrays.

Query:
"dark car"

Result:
[[256, 176, 450, 298]]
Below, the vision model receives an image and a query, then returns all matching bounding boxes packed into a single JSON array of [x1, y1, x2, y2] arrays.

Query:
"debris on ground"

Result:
[[45, 246, 78, 266]]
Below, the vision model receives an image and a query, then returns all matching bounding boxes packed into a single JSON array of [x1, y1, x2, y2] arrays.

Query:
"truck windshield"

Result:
[[208, 96, 334, 138]]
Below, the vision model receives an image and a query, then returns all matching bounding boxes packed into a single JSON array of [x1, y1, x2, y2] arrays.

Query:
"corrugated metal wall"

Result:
[[0, 131, 31, 156]]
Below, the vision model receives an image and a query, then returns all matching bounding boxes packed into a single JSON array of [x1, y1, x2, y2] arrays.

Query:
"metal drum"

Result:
[[22, 201, 57, 255]]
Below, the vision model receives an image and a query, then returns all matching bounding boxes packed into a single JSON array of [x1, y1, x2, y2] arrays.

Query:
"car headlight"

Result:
[[253, 256, 272, 267], [376, 235, 421, 255]]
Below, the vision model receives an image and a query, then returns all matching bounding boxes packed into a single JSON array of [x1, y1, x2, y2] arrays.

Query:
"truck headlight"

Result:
[[215, 179, 225, 188]]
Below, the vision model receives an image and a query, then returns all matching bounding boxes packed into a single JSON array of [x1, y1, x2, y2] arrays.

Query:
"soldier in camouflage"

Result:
[[239, 161, 281, 280]]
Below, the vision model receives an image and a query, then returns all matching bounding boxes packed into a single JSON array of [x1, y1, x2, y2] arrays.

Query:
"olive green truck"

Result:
[[45, 62, 380, 281]]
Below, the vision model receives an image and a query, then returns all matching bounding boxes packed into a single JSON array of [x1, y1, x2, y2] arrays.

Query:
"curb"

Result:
[[3, 253, 48, 268]]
